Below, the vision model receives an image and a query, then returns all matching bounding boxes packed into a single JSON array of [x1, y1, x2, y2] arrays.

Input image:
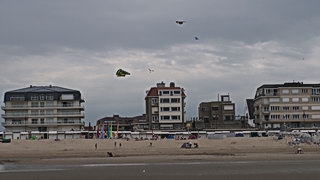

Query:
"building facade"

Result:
[[198, 95, 240, 129], [2, 85, 85, 133], [96, 114, 147, 134], [145, 82, 186, 130], [254, 82, 320, 129]]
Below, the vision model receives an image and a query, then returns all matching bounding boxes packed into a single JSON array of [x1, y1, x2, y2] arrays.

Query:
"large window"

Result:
[[171, 115, 180, 120], [171, 98, 180, 103], [173, 91, 180, 95], [160, 107, 170, 112], [291, 89, 299, 94], [171, 107, 180, 111], [160, 98, 170, 103], [160, 116, 170, 120], [224, 105, 234, 110]]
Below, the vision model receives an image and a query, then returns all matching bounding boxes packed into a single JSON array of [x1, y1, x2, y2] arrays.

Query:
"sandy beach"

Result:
[[1, 137, 320, 162]]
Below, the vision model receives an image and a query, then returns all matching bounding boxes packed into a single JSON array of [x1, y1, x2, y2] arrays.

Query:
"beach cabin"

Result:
[[13, 132, 20, 140], [20, 132, 28, 140], [4, 132, 13, 139], [48, 131, 58, 140], [57, 132, 65, 140], [0, 132, 4, 139]]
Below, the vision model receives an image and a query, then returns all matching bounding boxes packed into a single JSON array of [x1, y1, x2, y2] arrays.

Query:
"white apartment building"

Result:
[[145, 82, 186, 130], [2, 85, 85, 136], [254, 82, 320, 129]]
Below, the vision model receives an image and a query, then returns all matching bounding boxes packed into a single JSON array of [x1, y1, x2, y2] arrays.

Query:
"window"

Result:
[[61, 94, 74, 100], [40, 110, 45, 115], [160, 116, 170, 120], [269, 98, 280, 102], [312, 106, 320, 110], [312, 97, 320, 102], [282, 98, 290, 102], [312, 89, 320, 95], [291, 89, 299, 94], [201, 107, 209, 112], [292, 98, 299, 102], [46, 95, 54, 101], [312, 115, 320, 119], [160, 98, 170, 103], [282, 89, 289, 94], [31, 95, 38, 101], [270, 115, 280, 119], [171, 107, 180, 111], [46, 110, 54, 115], [162, 91, 170, 95], [302, 106, 309, 110], [40, 102, 45, 107], [31, 102, 39, 107], [302, 98, 309, 102], [160, 107, 170, 112], [171, 98, 180, 103], [212, 106, 219, 111], [46, 101, 54, 107], [224, 115, 233, 121], [293, 106, 300, 111], [171, 115, 180, 120], [32, 119, 38, 124], [151, 98, 158, 105], [263, 106, 269, 112], [203, 117, 209, 123], [283, 114, 290, 119], [224, 105, 234, 110], [40, 118, 45, 124], [270, 106, 280, 111], [173, 91, 180, 95], [283, 106, 290, 111], [152, 116, 159, 121], [302, 114, 309, 119], [10, 96, 25, 101], [293, 114, 300, 119], [302, 89, 309, 94], [31, 110, 38, 115], [39, 95, 45, 101]]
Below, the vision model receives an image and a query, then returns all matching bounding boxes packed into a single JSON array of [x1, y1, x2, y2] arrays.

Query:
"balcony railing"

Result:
[[2, 104, 84, 109], [3, 121, 84, 126], [2, 112, 85, 118]]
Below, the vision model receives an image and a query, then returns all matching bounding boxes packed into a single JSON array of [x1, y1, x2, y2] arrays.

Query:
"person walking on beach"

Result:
[[95, 143, 97, 150], [114, 141, 117, 148], [119, 143, 122, 147]]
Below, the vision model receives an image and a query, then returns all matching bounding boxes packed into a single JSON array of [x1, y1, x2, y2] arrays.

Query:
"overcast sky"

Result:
[[1, 0, 320, 130]]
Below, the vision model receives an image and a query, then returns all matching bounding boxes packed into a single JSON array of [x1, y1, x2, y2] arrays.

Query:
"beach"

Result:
[[1, 137, 320, 161]]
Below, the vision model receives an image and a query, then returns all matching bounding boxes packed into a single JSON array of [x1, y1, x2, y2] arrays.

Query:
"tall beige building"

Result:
[[254, 82, 320, 129], [2, 85, 85, 134], [145, 82, 186, 130]]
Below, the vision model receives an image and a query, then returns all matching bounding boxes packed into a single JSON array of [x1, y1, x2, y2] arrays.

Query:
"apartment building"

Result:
[[254, 82, 320, 129], [2, 85, 85, 133], [198, 95, 240, 129], [96, 114, 148, 133], [145, 82, 186, 130]]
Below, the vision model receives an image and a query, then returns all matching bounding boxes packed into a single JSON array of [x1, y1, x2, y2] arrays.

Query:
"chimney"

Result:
[[170, 82, 175, 88], [156, 81, 165, 88]]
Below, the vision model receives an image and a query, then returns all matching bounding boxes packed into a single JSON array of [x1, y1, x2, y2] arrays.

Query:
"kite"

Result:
[[148, 68, 154, 73], [194, 36, 199, 40], [176, 20, 186, 25], [116, 69, 130, 77]]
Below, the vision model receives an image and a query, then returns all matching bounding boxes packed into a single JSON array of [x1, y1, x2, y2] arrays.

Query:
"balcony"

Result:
[[1, 105, 84, 110], [2, 112, 85, 118], [2, 121, 84, 127]]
